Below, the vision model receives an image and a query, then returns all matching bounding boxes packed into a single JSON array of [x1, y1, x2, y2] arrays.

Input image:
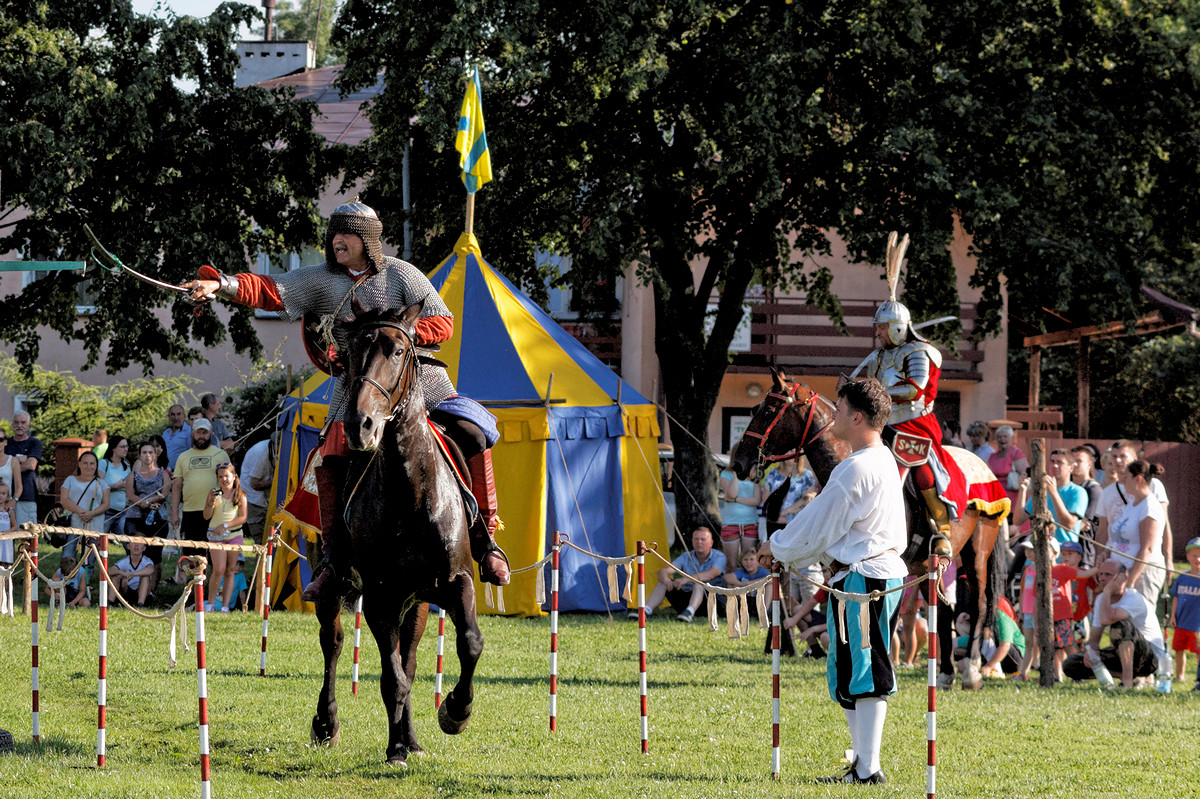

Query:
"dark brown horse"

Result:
[[309, 300, 483, 763], [731, 369, 1006, 689]]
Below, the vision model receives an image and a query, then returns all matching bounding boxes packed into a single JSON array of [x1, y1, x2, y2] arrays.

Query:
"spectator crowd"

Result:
[[2, 393, 277, 616]]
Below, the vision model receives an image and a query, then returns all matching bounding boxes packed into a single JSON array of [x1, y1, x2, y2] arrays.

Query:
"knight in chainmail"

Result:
[[186, 200, 510, 598]]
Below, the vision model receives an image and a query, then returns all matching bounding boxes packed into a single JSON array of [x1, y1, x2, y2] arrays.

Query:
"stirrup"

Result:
[[479, 547, 511, 586]]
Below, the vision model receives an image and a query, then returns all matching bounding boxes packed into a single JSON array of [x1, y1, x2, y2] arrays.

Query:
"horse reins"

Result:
[[740, 381, 834, 474], [342, 320, 422, 517], [351, 321, 421, 423]]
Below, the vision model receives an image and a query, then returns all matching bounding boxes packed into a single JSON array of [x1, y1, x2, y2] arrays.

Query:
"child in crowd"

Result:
[[726, 548, 770, 595], [1015, 537, 1060, 680], [219, 556, 250, 612], [49, 556, 90, 608], [111, 541, 156, 607], [1168, 537, 1200, 688], [782, 565, 832, 658]]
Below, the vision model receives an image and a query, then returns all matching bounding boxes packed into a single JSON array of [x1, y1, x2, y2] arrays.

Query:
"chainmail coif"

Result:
[[325, 199, 385, 272]]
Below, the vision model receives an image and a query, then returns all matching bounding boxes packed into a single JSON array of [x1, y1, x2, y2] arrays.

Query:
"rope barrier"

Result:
[[17, 523, 267, 554]]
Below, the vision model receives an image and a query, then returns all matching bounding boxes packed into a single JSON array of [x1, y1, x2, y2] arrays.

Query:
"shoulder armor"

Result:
[[898, 340, 942, 368]]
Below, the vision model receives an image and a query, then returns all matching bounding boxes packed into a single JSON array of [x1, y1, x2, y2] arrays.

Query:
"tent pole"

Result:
[[465, 193, 475, 237], [545, 373, 554, 408]]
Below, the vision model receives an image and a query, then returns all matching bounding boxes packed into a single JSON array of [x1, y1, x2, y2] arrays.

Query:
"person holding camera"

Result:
[[202, 463, 246, 612]]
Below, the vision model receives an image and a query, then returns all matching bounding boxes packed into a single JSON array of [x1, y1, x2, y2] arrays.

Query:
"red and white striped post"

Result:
[[434, 607, 446, 709], [636, 540, 648, 754], [259, 532, 276, 677], [30, 538, 40, 744], [770, 572, 782, 780], [97, 534, 109, 768], [351, 594, 364, 696], [196, 576, 212, 799], [549, 530, 561, 732], [926, 553, 939, 799]]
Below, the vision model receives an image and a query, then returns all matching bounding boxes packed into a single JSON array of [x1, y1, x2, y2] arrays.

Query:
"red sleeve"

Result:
[[815, 588, 828, 603], [415, 314, 454, 346], [234, 273, 284, 311], [197, 266, 283, 312]]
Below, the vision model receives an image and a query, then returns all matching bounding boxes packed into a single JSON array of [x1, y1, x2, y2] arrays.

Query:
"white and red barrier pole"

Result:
[[260, 531, 276, 677], [434, 608, 446, 709], [30, 538, 40, 744], [351, 594, 363, 696], [97, 534, 109, 768], [636, 540, 648, 754], [549, 530, 560, 733], [770, 572, 782, 780], [196, 576, 212, 799], [926, 553, 939, 799]]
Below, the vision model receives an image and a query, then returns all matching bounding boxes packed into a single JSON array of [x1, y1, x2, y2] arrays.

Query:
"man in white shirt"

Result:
[[1080, 560, 1172, 689], [759, 378, 907, 786]]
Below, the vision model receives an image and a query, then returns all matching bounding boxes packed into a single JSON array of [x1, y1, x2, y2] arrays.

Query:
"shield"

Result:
[[891, 430, 932, 467]]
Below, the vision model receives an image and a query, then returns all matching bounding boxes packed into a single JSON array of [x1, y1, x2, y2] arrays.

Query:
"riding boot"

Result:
[[466, 450, 510, 586], [920, 487, 953, 539], [302, 455, 343, 603]]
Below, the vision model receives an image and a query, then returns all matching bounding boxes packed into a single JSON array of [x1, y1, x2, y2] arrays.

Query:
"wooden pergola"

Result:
[[1023, 287, 1199, 437]]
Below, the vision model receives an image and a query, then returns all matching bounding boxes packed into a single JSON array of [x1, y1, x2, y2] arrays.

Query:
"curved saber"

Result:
[[83, 224, 202, 302]]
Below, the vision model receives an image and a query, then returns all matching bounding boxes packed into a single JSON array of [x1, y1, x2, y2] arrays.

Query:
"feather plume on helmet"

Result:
[[872, 231, 926, 347]]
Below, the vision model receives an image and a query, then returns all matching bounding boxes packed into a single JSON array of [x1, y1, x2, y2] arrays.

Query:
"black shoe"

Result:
[[815, 757, 859, 784], [853, 770, 887, 785]]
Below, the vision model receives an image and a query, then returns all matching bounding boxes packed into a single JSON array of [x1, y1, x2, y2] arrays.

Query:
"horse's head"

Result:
[[339, 298, 425, 452], [730, 368, 833, 479]]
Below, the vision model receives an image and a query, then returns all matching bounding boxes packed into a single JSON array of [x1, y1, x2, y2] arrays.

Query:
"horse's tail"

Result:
[[982, 530, 1005, 633]]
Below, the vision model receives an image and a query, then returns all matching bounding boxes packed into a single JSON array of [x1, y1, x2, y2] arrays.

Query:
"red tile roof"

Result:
[[255, 65, 383, 146]]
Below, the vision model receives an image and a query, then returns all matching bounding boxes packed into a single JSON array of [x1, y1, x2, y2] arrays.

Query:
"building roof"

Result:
[[255, 65, 383, 147]]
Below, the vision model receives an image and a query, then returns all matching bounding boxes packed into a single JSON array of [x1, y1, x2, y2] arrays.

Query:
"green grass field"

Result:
[[0, 552, 1196, 798]]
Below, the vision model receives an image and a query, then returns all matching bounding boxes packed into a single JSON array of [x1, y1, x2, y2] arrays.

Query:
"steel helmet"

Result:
[[873, 299, 912, 347]]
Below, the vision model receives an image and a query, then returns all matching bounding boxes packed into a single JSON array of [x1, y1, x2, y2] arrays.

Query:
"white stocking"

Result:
[[855, 697, 887, 777], [843, 707, 858, 766]]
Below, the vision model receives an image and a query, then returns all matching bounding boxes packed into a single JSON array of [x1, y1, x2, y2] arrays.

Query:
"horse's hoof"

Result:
[[936, 673, 955, 691], [384, 752, 409, 768], [311, 716, 341, 747], [437, 698, 473, 735], [962, 665, 984, 690]]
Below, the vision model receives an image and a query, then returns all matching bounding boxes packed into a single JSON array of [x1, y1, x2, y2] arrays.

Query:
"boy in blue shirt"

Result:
[[1168, 537, 1200, 688]]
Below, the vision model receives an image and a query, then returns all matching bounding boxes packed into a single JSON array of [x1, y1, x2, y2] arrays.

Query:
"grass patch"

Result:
[[0, 547, 1197, 797]]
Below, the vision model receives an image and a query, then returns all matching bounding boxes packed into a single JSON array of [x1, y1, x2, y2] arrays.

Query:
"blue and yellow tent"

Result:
[[268, 233, 668, 615]]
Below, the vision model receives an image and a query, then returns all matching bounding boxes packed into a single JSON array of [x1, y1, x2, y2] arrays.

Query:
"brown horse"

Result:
[[309, 300, 483, 763], [731, 369, 1006, 689]]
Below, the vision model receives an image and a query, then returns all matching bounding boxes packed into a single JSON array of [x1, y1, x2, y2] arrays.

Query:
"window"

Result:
[[21, 261, 96, 315], [254, 244, 323, 318], [541, 250, 622, 321]]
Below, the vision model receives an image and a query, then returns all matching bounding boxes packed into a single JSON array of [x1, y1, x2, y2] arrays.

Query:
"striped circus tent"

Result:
[[267, 232, 668, 615]]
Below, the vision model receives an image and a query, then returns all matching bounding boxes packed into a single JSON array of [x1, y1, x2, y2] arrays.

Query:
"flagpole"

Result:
[[465, 192, 475, 237]]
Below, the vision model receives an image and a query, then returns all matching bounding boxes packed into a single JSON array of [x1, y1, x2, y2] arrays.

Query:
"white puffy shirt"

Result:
[[769, 443, 908, 580]]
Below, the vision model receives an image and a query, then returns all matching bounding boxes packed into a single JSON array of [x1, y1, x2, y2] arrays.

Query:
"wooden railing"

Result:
[[727, 298, 987, 381]]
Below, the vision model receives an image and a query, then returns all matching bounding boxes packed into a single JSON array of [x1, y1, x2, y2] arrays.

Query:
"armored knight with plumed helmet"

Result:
[[182, 200, 510, 599], [846, 232, 969, 539]]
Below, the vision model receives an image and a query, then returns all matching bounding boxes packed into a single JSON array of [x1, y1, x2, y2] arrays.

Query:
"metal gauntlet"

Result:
[[215, 271, 240, 300]]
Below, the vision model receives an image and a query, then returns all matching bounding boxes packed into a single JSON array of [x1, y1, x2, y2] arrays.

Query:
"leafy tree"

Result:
[[265, 0, 343, 67], [0, 0, 342, 376], [0, 353, 199, 468], [221, 345, 315, 455], [331, 0, 1200, 530]]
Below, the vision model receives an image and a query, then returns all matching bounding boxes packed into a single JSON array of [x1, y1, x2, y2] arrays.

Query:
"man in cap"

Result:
[[182, 200, 509, 599], [170, 417, 231, 543], [844, 232, 970, 542]]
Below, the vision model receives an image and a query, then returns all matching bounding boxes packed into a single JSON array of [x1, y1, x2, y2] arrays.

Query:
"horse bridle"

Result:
[[351, 321, 420, 423], [740, 381, 834, 473]]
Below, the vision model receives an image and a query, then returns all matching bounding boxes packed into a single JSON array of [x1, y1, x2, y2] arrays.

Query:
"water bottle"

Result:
[[1087, 647, 1115, 689], [1156, 675, 1172, 694]]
